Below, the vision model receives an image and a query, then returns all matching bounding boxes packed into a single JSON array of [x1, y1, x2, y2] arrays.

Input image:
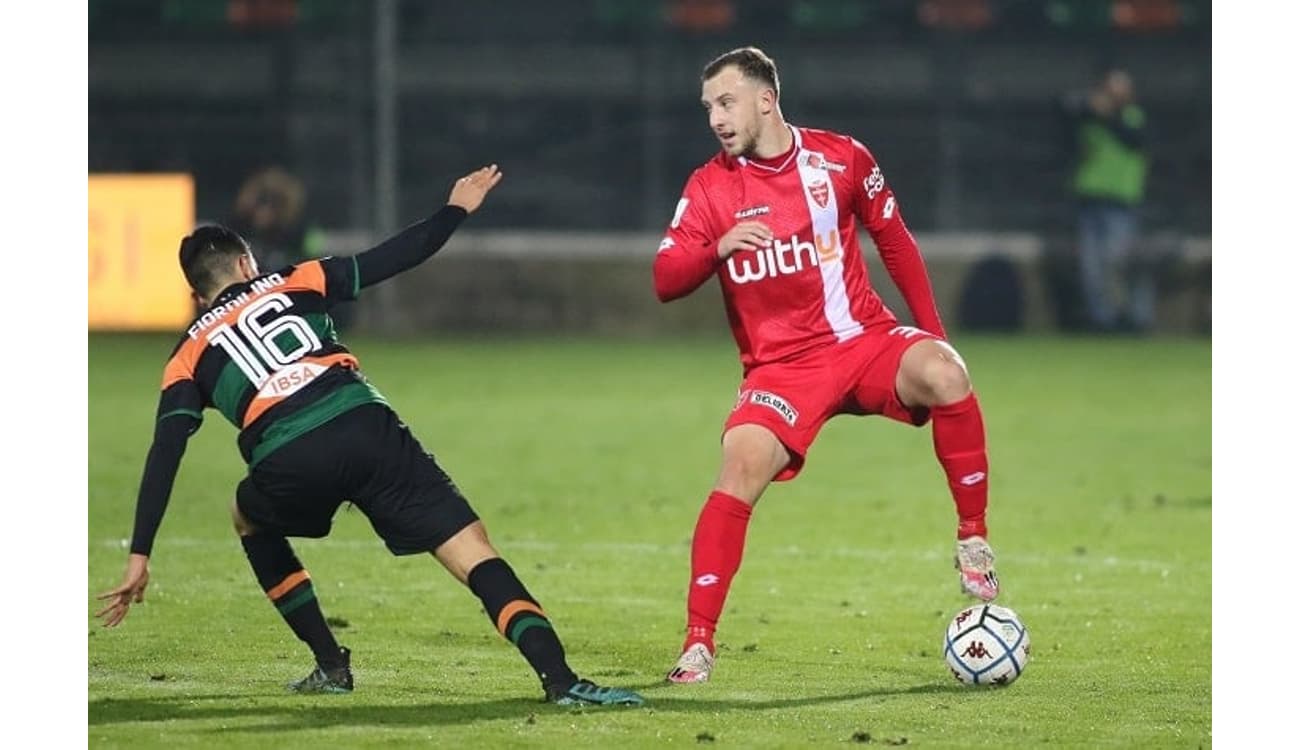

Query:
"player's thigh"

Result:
[[235, 474, 340, 539], [848, 325, 942, 425], [715, 423, 791, 502], [235, 408, 386, 538], [348, 407, 480, 557], [723, 359, 843, 485]]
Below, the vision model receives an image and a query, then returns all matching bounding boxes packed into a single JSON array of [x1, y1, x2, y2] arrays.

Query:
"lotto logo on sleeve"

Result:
[[750, 390, 799, 425]]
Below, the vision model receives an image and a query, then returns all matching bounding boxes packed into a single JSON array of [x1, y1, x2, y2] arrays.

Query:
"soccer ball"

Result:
[[943, 603, 1030, 686]]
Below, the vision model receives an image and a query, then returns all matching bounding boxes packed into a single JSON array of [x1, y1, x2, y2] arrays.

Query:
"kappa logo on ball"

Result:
[[750, 390, 799, 425]]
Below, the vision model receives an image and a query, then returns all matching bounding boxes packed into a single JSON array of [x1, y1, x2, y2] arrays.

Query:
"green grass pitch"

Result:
[[89, 332, 1210, 748]]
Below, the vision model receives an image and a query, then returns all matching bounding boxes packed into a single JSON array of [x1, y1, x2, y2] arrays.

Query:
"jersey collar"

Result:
[[737, 124, 802, 174]]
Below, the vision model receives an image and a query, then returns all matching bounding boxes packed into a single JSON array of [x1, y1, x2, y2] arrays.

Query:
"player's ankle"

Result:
[[684, 625, 715, 653], [957, 520, 987, 540], [544, 676, 580, 696]]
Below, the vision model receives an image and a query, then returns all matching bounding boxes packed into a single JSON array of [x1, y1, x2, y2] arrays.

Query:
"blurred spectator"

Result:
[[230, 166, 319, 270], [229, 166, 353, 328], [1062, 68, 1152, 334]]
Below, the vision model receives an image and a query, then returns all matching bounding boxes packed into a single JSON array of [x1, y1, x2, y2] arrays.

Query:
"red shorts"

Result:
[[723, 323, 940, 481]]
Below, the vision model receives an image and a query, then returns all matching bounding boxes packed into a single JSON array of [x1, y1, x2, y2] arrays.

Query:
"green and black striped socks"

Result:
[[241, 534, 345, 669], [468, 557, 579, 692]]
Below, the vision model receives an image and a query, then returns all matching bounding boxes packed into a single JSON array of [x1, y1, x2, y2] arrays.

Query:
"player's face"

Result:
[[701, 67, 767, 157]]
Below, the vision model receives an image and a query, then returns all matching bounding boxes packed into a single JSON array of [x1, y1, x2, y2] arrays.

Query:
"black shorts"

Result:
[[236, 403, 479, 555]]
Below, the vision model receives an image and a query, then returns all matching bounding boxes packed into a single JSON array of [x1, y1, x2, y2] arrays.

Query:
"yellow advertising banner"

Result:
[[88, 174, 195, 330]]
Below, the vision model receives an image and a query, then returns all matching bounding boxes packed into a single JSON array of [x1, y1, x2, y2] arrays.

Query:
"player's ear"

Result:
[[239, 253, 259, 279]]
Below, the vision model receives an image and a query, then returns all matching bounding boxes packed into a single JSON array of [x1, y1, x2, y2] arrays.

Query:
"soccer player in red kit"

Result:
[[655, 47, 1000, 683]]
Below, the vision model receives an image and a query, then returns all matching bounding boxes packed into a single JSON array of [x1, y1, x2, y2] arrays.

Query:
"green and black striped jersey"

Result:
[[129, 205, 469, 557], [158, 257, 386, 467]]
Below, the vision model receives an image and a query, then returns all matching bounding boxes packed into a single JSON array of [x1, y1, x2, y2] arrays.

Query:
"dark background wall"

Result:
[[89, 0, 1210, 236]]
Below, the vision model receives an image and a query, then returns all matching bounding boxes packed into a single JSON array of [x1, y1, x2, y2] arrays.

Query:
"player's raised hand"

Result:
[[95, 553, 151, 628], [717, 221, 774, 259], [448, 164, 503, 214]]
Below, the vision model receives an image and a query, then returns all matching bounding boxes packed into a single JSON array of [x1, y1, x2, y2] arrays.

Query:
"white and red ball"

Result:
[[943, 603, 1030, 686]]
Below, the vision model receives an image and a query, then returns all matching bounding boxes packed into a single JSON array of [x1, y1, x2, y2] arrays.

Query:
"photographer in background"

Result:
[[1062, 68, 1153, 334]]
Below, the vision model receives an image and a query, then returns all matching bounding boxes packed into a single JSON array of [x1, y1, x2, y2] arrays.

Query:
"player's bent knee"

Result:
[[717, 424, 789, 500], [926, 357, 972, 404], [230, 502, 258, 537], [433, 521, 498, 585], [901, 340, 971, 406]]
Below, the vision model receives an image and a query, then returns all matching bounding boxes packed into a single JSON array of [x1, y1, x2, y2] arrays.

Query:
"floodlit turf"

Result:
[[89, 332, 1210, 748]]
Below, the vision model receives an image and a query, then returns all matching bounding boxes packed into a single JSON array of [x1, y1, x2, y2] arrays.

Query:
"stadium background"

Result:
[[88, 0, 1210, 337]]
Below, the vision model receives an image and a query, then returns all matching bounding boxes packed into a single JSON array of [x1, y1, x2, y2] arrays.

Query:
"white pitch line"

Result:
[[94, 537, 1202, 572]]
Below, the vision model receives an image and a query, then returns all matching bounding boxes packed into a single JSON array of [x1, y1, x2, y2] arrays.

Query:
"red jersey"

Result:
[[654, 125, 946, 371]]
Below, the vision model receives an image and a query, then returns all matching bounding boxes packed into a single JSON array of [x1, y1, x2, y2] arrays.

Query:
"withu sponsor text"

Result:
[[726, 231, 842, 284]]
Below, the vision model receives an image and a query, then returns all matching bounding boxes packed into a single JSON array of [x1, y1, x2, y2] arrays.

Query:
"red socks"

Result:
[[684, 490, 753, 652], [931, 392, 989, 539], [679, 393, 987, 653]]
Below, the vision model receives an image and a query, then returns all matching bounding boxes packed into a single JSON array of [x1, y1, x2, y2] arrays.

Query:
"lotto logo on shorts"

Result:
[[889, 325, 926, 339], [750, 390, 799, 426]]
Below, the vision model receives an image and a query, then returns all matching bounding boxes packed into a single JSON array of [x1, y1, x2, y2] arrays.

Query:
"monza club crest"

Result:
[[808, 180, 830, 208]]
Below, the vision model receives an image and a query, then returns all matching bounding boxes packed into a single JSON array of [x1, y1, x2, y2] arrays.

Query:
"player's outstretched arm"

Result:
[[95, 412, 200, 627], [353, 164, 503, 289]]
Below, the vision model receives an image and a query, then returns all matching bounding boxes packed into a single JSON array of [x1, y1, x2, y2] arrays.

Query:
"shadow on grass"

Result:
[[89, 682, 969, 730]]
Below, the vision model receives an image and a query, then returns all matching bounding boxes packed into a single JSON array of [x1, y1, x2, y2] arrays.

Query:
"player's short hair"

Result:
[[702, 46, 780, 98], [178, 224, 250, 296]]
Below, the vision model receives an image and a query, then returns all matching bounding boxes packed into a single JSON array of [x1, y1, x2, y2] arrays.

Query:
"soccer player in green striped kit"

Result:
[[96, 165, 643, 707]]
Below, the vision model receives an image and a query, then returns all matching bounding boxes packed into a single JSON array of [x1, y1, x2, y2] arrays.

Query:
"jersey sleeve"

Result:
[[653, 172, 723, 302], [288, 257, 359, 304], [850, 138, 901, 235], [350, 205, 469, 290], [159, 339, 208, 419], [849, 139, 947, 339], [317, 256, 362, 303], [129, 355, 206, 556]]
